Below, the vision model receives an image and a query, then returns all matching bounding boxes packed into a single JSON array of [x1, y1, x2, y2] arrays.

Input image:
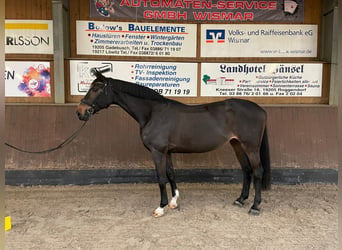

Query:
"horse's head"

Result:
[[76, 71, 112, 121]]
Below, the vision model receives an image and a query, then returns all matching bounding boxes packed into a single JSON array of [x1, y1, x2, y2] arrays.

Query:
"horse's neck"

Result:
[[115, 92, 156, 127]]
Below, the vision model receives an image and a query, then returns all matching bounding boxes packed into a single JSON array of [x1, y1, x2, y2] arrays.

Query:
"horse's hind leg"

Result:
[[248, 153, 264, 215], [230, 139, 252, 207], [166, 153, 179, 209]]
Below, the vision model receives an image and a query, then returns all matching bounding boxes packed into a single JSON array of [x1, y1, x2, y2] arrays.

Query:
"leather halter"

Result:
[[80, 80, 110, 114]]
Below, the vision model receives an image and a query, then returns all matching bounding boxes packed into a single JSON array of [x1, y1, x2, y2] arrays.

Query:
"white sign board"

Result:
[[76, 21, 197, 57], [201, 63, 322, 97], [201, 24, 317, 57], [5, 20, 54, 54], [70, 60, 197, 97], [5, 61, 51, 97]]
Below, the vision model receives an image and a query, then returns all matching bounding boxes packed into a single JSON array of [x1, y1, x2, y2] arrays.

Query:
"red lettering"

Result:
[[155, 11, 167, 19], [161, 0, 173, 8], [120, 0, 131, 7], [130, 0, 140, 7], [174, 0, 184, 8], [193, 12, 209, 20], [193, 11, 253, 21], [201, 0, 211, 9], [235, 1, 244, 9], [141, 0, 149, 7], [126, 0, 277, 10], [234, 12, 243, 20], [245, 12, 253, 20], [144, 10, 153, 18], [178, 11, 187, 19], [193, 1, 201, 9], [226, 1, 235, 9], [217, 1, 226, 9], [214, 1, 277, 10], [269, 1, 277, 9], [211, 12, 220, 20], [183, 0, 192, 8], [144, 10, 187, 20], [259, 1, 268, 9], [221, 12, 234, 20], [245, 1, 256, 9], [150, 0, 160, 7]]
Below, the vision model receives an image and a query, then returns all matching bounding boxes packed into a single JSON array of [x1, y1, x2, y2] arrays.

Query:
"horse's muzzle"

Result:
[[76, 105, 94, 121]]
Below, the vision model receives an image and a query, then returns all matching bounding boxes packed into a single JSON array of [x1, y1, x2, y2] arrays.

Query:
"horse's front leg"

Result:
[[151, 149, 169, 218], [166, 153, 179, 209], [153, 183, 168, 217]]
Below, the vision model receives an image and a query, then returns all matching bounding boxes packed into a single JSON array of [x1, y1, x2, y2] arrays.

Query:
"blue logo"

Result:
[[206, 29, 225, 43]]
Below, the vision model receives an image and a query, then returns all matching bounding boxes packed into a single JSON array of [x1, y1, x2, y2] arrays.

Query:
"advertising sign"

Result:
[[76, 21, 197, 57], [201, 24, 317, 57], [201, 63, 322, 97], [89, 0, 304, 22], [5, 61, 51, 97], [5, 20, 54, 54], [70, 60, 197, 97]]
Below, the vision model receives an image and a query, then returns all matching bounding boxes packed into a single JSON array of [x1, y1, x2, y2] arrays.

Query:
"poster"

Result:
[[70, 60, 197, 97], [5, 61, 51, 97], [76, 21, 197, 57], [89, 0, 304, 22], [5, 20, 54, 54], [201, 63, 322, 97], [201, 24, 317, 57]]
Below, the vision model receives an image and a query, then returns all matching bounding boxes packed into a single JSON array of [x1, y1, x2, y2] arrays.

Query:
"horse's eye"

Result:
[[91, 85, 102, 92]]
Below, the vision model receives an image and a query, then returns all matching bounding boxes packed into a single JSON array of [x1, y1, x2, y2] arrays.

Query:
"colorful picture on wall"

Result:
[[5, 61, 51, 97], [93, 0, 115, 17]]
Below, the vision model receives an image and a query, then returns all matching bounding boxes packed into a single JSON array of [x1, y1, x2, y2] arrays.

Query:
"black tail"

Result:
[[261, 127, 271, 190]]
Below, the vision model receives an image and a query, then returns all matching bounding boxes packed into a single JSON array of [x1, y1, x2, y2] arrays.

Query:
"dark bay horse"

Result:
[[76, 70, 271, 217]]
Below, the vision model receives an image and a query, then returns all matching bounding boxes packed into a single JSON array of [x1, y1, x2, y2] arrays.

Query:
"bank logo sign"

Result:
[[201, 24, 318, 58], [206, 29, 225, 43], [5, 20, 54, 54]]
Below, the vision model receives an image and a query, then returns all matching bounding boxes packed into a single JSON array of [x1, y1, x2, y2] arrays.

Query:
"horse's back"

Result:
[[224, 98, 264, 111], [224, 98, 266, 122]]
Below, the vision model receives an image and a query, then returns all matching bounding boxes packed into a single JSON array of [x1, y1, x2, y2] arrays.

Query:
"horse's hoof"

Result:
[[233, 200, 244, 207], [168, 190, 179, 209], [168, 202, 178, 209], [168, 197, 178, 209], [152, 206, 166, 218], [248, 208, 260, 216]]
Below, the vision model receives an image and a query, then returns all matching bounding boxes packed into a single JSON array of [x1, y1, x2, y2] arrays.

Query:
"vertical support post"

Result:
[[337, 1, 342, 249], [52, 0, 67, 103], [0, 0, 6, 248], [321, 1, 339, 105], [329, 7, 339, 105]]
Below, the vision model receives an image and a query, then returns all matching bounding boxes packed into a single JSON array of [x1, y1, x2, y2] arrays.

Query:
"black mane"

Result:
[[107, 77, 167, 102]]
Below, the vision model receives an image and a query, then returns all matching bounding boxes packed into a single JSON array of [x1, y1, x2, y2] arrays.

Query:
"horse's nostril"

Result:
[[76, 111, 84, 120]]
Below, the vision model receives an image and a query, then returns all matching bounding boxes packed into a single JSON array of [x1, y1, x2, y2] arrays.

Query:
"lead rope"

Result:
[[4, 121, 88, 154]]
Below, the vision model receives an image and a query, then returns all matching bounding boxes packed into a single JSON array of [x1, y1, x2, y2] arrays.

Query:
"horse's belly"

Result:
[[169, 126, 228, 153]]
